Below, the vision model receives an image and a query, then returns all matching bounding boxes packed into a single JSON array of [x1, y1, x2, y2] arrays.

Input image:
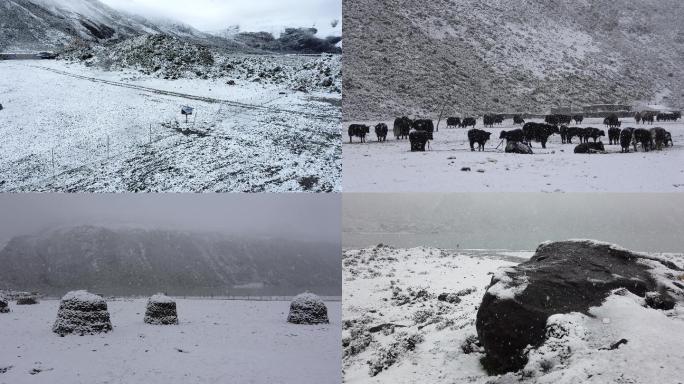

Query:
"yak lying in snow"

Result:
[[467, 129, 492, 151], [513, 115, 525, 125], [375, 123, 388, 142], [505, 141, 533, 154], [574, 142, 605, 153], [348, 124, 370, 143], [393, 117, 411, 139]]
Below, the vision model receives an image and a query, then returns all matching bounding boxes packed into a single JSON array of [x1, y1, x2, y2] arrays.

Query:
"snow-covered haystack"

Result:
[[0, 295, 9, 313], [144, 294, 178, 325], [16, 295, 39, 305], [287, 292, 329, 324], [52, 290, 113, 336], [476, 239, 684, 374]]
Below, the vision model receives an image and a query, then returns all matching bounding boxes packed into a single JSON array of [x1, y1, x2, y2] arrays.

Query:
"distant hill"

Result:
[[343, 0, 684, 120], [0, 226, 341, 296]]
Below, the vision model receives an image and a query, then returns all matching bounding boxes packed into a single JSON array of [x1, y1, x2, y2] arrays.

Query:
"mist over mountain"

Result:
[[343, 0, 684, 120], [0, 225, 341, 296], [0, 0, 342, 53], [0, 0, 210, 51]]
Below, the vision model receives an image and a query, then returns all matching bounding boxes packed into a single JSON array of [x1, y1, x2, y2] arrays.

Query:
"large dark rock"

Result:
[[287, 292, 329, 324], [476, 240, 683, 374], [52, 290, 113, 336]]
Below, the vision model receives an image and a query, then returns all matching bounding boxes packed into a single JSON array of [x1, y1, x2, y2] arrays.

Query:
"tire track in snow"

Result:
[[28, 64, 339, 122]]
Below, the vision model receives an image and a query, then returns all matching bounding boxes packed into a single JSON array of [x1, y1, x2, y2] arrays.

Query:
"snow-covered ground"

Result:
[[0, 298, 341, 384], [0, 59, 340, 192], [342, 118, 684, 192], [342, 246, 684, 383]]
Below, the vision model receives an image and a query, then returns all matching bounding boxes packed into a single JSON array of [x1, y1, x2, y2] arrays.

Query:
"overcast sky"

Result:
[[0, 194, 340, 245], [344, 194, 684, 252], [101, 0, 341, 36]]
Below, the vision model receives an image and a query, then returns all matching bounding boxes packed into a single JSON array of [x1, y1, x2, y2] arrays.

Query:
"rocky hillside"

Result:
[[0, 0, 211, 51], [61, 34, 342, 92], [343, 0, 684, 120], [0, 226, 341, 296]]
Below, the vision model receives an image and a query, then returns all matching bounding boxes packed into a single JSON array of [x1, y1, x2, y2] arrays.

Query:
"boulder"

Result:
[[52, 290, 113, 336], [287, 292, 329, 324], [505, 142, 533, 154], [0, 296, 9, 313], [476, 240, 683, 373], [144, 294, 178, 325]]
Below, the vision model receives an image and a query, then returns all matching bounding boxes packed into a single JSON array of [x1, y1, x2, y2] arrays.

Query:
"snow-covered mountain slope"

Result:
[[0, 226, 341, 296], [0, 0, 210, 51], [343, 0, 684, 120]]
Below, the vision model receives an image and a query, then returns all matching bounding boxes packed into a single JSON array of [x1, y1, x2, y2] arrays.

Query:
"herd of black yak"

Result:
[[347, 111, 680, 154]]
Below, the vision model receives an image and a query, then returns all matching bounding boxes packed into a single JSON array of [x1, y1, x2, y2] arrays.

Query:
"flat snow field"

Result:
[[342, 247, 684, 384], [0, 60, 340, 192], [342, 118, 684, 192], [0, 298, 341, 384]]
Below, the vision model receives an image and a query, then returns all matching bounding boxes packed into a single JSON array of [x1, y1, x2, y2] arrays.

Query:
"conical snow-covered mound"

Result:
[[52, 290, 113, 336], [144, 294, 178, 325], [0, 295, 9, 313], [287, 292, 329, 324]]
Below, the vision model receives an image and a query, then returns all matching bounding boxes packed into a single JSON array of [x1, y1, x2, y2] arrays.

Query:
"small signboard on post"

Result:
[[181, 106, 194, 123]]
